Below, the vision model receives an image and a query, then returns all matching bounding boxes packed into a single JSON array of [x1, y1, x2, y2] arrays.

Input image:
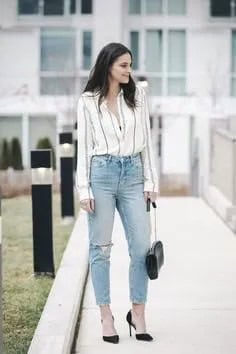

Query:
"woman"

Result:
[[76, 42, 158, 344]]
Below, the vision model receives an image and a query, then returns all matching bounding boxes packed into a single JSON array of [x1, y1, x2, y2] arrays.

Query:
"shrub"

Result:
[[36, 137, 56, 169], [0, 138, 10, 170], [10, 137, 23, 170]]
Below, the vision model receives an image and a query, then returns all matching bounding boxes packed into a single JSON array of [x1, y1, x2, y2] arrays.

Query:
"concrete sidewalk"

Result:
[[73, 198, 236, 354]]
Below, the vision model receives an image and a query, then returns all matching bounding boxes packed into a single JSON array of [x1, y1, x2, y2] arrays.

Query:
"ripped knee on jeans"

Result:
[[91, 242, 113, 257]]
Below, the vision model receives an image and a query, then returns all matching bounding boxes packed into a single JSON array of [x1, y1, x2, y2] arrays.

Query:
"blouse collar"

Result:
[[101, 88, 124, 108]]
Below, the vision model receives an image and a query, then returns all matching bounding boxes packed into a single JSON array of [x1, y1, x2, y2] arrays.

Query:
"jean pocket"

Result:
[[133, 157, 142, 168], [91, 156, 107, 168]]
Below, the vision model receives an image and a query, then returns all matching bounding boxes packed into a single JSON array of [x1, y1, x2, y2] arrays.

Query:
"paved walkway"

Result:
[[73, 198, 236, 354]]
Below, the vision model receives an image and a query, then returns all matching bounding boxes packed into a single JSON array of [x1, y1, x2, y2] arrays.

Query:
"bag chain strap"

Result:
[[147, 198, 157, 242]]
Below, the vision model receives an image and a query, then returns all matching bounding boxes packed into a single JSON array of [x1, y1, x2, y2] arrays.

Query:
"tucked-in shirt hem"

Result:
[[144, 181, 159, 193], [79, 186, 94, 201]]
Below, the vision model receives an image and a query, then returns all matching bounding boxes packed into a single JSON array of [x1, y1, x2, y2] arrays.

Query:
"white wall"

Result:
[[162, 115, 190, 175], [187, 28, 231, 100], [187, 0, 209, 23], [0, 29, 39, 95], [0, 0, 16, 27], [94, 0, 123, 55]]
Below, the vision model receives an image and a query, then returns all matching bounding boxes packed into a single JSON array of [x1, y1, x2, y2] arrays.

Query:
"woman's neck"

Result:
[[106, 81, 120, 100]]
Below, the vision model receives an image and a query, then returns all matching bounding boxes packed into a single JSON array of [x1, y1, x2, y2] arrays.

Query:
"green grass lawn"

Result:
[[2, 193, 77, 354]]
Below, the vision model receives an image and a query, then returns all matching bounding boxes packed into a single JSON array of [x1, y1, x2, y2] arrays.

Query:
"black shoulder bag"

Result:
[[145, 198, 164, 280]]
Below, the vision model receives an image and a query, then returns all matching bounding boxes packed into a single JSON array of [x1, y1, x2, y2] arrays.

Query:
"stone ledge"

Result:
[[28, 211, 89, 354], [205, 185, 236, 233]]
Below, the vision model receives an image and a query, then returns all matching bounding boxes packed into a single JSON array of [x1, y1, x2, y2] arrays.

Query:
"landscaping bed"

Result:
[[2, 193, 76, 353]]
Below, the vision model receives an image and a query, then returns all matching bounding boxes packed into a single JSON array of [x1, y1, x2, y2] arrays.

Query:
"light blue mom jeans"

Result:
[[88, 152, 151, 305]]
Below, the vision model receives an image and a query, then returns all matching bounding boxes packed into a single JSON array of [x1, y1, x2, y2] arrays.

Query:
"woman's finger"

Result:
[[90, 199, 95, 212], [80, 199, 95, 213], [149, 192, 158, 203], [144, 191, 149, 203]]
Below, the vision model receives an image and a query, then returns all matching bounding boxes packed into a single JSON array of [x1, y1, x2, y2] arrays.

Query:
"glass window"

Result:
[[167, 30, 186, 95], [145, 0, 162, 14], [81, 0, 92, 14], [0, 116, 22, 146], [232, 31, 236, 73], [168, 30, 186, 73], [232, 31, 236, 96], [130, 31, 139, 70], [231, 79, 236, 96], [41, 29, 75, 71], [210, 0, 231, 17], [70, 0, 76, 13], [18, 0, 39, 14], [83, 32, 92, 70], [167, 0, 186, 15], [147, 77, 162, 96], [168, 78, 185, 95], [129, 0, 141, 14], [29, 116, 56, 151], [44, 0, 64, 15], [41, 77, 75, 95], [79, 76, 89, 93], [40, 29, 76, 95], [146, 30, 162, 72]]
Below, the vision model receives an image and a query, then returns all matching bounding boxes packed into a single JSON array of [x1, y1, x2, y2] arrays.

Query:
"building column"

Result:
[[22, 113, 29, 168]]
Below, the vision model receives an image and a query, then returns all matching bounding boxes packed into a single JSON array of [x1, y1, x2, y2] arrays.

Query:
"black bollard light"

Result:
[[0, 189, 2, 353], [59, 132, 75, 224], [74, 121, 78, 171], [31, 149, 55, 277]]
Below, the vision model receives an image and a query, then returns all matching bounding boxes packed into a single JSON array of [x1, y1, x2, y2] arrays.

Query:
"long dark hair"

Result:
[[83, 42, 137, 109]]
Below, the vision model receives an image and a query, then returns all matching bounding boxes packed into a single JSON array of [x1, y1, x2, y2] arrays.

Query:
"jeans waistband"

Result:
[[92, 152, 141, 162]]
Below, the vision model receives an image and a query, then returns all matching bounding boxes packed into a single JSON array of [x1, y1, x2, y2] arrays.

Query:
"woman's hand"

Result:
[[80, 199, 95, 213], [144, 191, 158, 203]]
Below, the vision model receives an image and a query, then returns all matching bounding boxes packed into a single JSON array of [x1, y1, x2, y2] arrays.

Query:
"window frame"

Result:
[[130, 31, 140, 70], [17, 0, 78, 16], [210, 0, 236, 18], [18, 0, 40, 15], [40, 28, 77, 96], [43, 0, 64, 16], [167, 0, 186, 15], [166, 29, 186, 96], [130, 28, 186, 96], [81, 0, 93, 14], [82, 30, 93, 70], [128, 0, 186, 16], [231, 31, 236, 96]]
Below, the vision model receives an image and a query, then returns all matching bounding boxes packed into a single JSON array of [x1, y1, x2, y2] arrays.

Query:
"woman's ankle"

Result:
[[131, 304, 146, 333], [99, 304, 113, 320], [100, 307, 117, 336], [132, 303, 145, 317]]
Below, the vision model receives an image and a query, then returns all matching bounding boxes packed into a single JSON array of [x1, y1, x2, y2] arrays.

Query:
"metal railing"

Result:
[[211, 128, 236, 205]]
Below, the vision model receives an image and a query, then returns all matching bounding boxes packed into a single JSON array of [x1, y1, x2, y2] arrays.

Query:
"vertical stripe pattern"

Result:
[[76, 85, 159, 201]]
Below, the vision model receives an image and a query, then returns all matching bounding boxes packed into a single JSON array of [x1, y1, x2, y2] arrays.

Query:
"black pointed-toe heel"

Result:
[[126, 310, 153, 341], [101, 316, 119, 344], [102, 335, 119, 344]]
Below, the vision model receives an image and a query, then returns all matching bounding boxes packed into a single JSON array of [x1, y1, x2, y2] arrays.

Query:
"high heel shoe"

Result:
[[101, 316, 119, 344], [126, 310, 153, 341]]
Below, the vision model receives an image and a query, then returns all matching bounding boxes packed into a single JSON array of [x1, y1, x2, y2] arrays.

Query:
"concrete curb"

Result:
[[205, 185, 236, 232], [28, 211, 89, 354]]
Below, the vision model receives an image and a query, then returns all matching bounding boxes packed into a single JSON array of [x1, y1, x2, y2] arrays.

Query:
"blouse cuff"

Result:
[[79, 186, 94, 202], [144, 181, 159, 193]]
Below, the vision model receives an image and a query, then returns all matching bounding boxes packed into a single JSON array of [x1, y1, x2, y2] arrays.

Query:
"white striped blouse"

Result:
[[76, 84, 159, 201]]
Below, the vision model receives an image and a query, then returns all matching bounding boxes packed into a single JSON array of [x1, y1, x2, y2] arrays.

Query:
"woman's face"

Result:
[[109, 53, 132, 85]]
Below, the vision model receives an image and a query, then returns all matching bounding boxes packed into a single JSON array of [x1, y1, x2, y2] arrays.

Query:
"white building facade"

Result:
[[0, 0, 236, 188]]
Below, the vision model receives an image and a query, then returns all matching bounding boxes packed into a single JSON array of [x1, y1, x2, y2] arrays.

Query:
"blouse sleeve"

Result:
[[76, 96, 95, 201], [139, 86, 159, 193]]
